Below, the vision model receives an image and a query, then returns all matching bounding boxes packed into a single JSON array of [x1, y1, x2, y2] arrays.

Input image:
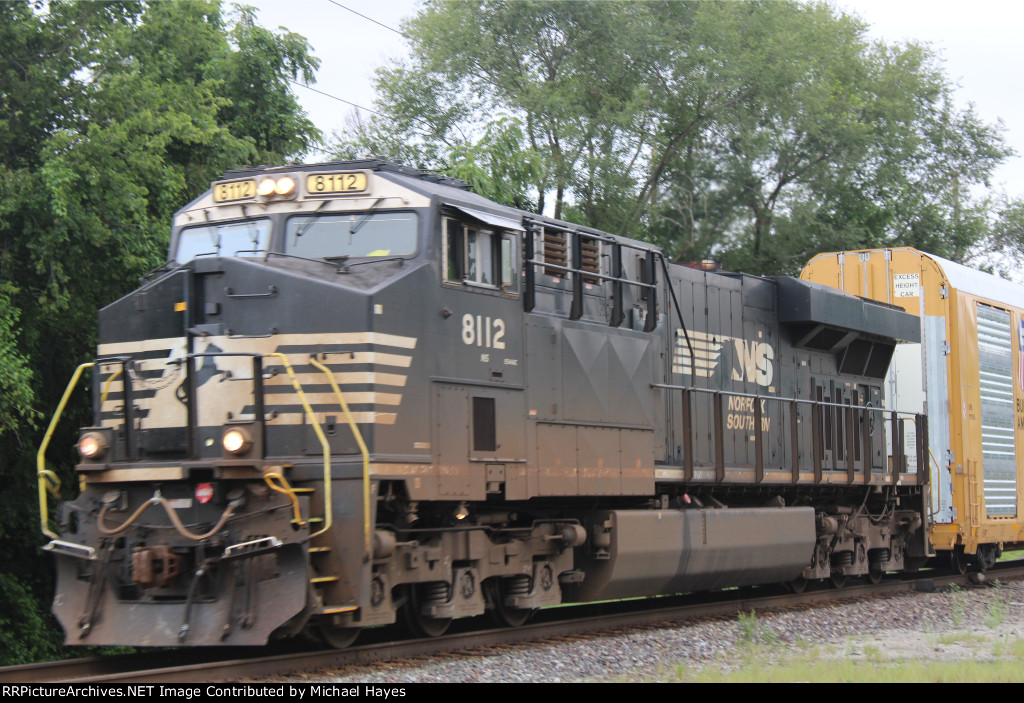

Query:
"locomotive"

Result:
[[39, 160, 932, 648]]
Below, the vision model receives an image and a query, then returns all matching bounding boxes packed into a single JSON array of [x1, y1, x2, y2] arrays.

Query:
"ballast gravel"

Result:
[[283, 579, 1024, 683]]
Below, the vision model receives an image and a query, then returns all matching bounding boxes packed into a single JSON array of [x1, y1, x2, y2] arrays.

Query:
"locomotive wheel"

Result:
[[401, 584, 452, 638], [487, 579, 533, 628], [319, 625, 361, 649], [829, 572, 846, 589], [864, 568, 883, 585], [785, 576, 807, 594]]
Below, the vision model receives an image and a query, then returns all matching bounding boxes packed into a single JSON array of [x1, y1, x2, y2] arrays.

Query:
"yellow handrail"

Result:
[[37, 362, 95, 539], [100, 366, 122, 405], [264, 353, 332, 538], [264, 472, 306, 526], [310, 355, 372, 561]]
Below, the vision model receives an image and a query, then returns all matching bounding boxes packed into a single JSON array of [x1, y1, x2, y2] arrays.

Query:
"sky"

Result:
[[246, 0, 1024, 199]]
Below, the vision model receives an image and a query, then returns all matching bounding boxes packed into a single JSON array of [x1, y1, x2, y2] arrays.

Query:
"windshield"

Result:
[[285, 212, 418, 260], [174, 220, 271, 263]]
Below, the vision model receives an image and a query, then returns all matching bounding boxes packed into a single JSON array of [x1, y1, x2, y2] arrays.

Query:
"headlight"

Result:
[[257, 178, 277, 196], [78, 431, 108, 459], [274, 176, 295, 195], [222, 427, 253, 455], [256, 175, 297, 199]]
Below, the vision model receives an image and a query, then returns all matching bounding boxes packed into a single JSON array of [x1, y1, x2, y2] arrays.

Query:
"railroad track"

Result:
[[6, 562, 1023, 684]]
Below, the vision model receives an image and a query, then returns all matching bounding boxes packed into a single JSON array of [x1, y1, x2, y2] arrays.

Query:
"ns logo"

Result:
[[672, 330, 774, 387]]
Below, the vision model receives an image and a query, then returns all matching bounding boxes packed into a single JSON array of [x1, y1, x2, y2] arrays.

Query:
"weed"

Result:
[[949, 583, 965, 628], [738, 609, 760, 645], [862, 643, 883, 662], [984, 580, 1006, 630], [737, 609, 779, 646]]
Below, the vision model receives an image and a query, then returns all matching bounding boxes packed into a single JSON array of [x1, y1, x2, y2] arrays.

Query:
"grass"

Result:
[[984, 581, 1006, 629], [675, 655, 1024, 683], [997, 548, 1024, 563], [654, 630, 1024, 682], [617, 594, 1024, 683], [931, 631, 991, 646]]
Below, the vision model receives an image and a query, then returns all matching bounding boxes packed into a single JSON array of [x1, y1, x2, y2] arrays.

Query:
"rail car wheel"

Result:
[[319, 625, 361, 649], [951, 546, 968, 575], [975, 544, 998, 573], [487, 577, 534, 628], [401, 584, 452, 638], [829, 572, 846, 589]]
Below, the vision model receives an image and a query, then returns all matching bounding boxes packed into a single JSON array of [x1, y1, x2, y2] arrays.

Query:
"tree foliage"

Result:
[[0, 0, 319, 664], [336, 0, 1018, 275]]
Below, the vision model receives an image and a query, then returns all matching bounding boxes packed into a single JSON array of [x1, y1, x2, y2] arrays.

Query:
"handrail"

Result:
[[99, 367, 123, 406], [264, 472, 307, 526], [652, 380, 925, 482], [37, 362, 95, 539], [39, 355, 342, 543], [311, 355, 373, 561], [264, 352, 333, 538], [523, 259, 657, 289], [521, 218, 658, 330], [651, 382, 924, 416]]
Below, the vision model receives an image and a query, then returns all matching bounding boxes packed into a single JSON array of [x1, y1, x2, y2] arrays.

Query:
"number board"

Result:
[[306, 172, 369, 195], [212, 179, 257, 203]]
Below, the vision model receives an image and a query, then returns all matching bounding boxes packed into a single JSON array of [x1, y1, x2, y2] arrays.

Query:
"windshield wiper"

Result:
[[338, 256, 405, 273], [349, 198, 385, 235], [292, 201, 327, 241]]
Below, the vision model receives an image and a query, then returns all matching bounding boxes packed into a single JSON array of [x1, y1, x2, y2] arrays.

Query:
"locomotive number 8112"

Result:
[[38, 159, 956, 648]]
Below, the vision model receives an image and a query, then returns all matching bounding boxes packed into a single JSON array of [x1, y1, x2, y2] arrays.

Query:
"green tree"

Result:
[[0, 0, 319, 664], [336, 0, 654, 222], [338, 0, 1015, 276]]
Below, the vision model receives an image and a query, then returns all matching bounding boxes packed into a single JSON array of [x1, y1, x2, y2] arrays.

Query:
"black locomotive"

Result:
[[40, 160, 928, 647]]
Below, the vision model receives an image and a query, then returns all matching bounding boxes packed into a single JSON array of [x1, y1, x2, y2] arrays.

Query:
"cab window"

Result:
[[174, 220, 271, 263], [445, 217, 518, 293], [286, 212, 418, 260]]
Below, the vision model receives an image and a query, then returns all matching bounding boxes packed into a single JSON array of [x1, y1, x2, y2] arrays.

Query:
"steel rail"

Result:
[[7, 562, 1023, 684]]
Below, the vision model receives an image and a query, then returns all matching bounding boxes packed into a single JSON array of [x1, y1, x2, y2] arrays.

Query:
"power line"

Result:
[[292, 1, 409, 116], [290, 79, 381, 117], [286, 3, 430, 131], [289, 80, 443, 136], [326, 0, 407, 37]]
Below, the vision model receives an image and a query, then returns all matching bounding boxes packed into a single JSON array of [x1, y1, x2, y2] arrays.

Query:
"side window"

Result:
[[501, 236, 518, 291], [444, 217, 519, 294], [466, 226, 494, 285]]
